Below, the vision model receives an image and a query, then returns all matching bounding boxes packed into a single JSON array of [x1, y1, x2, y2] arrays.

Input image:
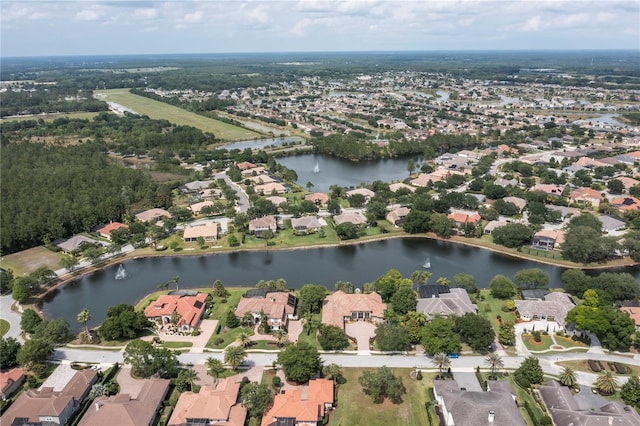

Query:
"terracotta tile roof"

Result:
[[144, 293, 208, 329], [569, 187, 604, 201], [261, 379, 334, 426], [255, 182, 287, 195], [78, 378, 169, 426], [169, 378, 246, 426], [189, 200, 214, 215], [447, 212, 481, 224], [612, 196, 640, 211], [621, 307, 640, 327], [304, 192, 330, 204], [0, 368, 25, 398], [333, 211, 367, 226], [389, 182, 416, 193], [234, 292, 295, 322], [248, 215, 277, 232], [97, 222, 129, 237], [321, 291, 386, 328], [236, 161, 256, 170]]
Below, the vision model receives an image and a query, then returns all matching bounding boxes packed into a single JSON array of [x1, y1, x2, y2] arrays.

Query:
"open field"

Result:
[[0, 112, 100, 123], [330, 368, 434, 426], [1, 246, 62, 276], [94, 89, 261, 140]]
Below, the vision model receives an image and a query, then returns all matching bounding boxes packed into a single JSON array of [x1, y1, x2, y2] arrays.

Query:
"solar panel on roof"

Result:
[[287, 294, 296, 307], [194, 301, 203, 309]]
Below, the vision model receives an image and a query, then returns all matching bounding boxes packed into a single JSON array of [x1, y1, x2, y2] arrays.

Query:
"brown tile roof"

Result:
[[248, 215, 277, 232], [135, 208, 172, 223], [569, 187, 604, 201], [183, 223, 218, 240], [78, 378, 169, 426], [304, 192, 330, 204], [0, 368, 25, 397], [321, 291, 386, 328], [97, 222, 129, 237], [261, 379, 334, 426], [144, 293, 208, 329], [168, 378, 246, 426], [234, 292, 295, 323], [333, 211, 367, 226]]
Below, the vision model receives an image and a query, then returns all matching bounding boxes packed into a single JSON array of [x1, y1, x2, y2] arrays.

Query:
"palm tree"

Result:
[[485, 353, 504, 380], [436, 277, 451, 287], [236, 332, 252, 348], [322, 363, 343, 382], [273, 329, 288, 347], [182, 367, 199, 392], [157, 281, 169, 291], [411, 270, 433, 288], [559, 366, 577, 388], [206, 357, 225, 385], [595, 370, 618, 395], [169, 275, 180, 291], [224, 345, 247, 371], [77, 308, 91, 340], [432, 353, 451, 380]]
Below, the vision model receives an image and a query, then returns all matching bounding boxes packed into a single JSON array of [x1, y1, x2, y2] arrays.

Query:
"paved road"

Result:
[[214, 172, 249, 213], [0, 294, 23, 342]]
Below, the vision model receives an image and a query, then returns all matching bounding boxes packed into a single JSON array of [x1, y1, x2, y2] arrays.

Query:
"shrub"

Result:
[[614, 362, 630, 374], [272, 376, 281, 387], [416, 370, 423, 381], [588, 359, 601, 372], [531, 330, 542, 342]]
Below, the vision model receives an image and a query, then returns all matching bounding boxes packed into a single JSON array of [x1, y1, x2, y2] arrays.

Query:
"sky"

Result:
[[1, 0, 639, 57]]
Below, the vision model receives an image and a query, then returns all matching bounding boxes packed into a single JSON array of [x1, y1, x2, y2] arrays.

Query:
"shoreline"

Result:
[[33, 232, 638, 305]]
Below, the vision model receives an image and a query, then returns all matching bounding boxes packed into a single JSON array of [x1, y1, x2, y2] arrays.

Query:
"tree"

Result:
[[277, 341, 321, 383], [335, 222, 358, 240], [0, 337, 21, 369], [607, 179, 625, 194], [224, 345, 247, 371], [17, 338, 53, 369], [389, 286, 417, 315], [273, 329, 289, 347], [334, 280, 354, 293], [514, 268, 549, 289], [298, 284, 327, 316], [11, 277, 32, 303], [318, 325, 349, 351], [407, 158, 416, 175], [454, 313, 495, 352], [402, 210, 431, 234], [212, 280, 230, 297], [241, 382, 273, 420], [99, 304, 150, 341], [322, 363, 343, 382], [410, 270, 433, 287], [236, 332, 252, 348], [59, 254, 79, 271], [561, 269, 592, 296], [559, 366, 577, 388], [375, 323, 411, 352], [452, 273, 478, 293], [595, 370, 618, 395], [327, 198, 341, 216], [358, 366, 406, 404], [402, 311, 427, 344], [560, 225, 612, 264], [206, 357, 225, 384], [33, 318, 72, 345], [514, 356, 543, 388], [77, 308, 91, 339], [429, 213, 454, 238], [485, 353, 503, 380], [374, 269, 412, 303], [20, 308, 43, 334], [421, 317, 461, 356], [123, 339, 155, 378], [226, 310, 241, 328], [432, 353, 451, 380], [175, 368, 199, 392], [0, 268, 14, 293], [498, 320, 516, 346], [491, 223, 533, 248], [621, 375, 640, 408], [489, 275, 517, 299]]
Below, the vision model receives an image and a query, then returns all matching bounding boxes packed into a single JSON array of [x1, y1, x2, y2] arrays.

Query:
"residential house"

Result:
[[1, 369, 98, 426], [530, 184, 565, 197], [97, 222, 129, 240], [241, 166, 266, 177], [183, 223, 218, 242], [621, 307, 640, 330], [495, 178, 519, 188], [484, 220, 508, 234], [514, 292, 576, 329], [447, 212, 482, 232], [189, 200, 214, 215], [547, 205, 580, 221], [569, 187, 604, 208], [248, 215, 277, 236], [291, 216, 326, 234], [261, 378, 334, 426], [502, 196, 527, 212], [265, 196, 287, 207], [386, 206, 410, 227], [144, 292, 208, 333], [78, 378, 170, 426], [389, 182, 416, 193], [246, 174, 275, 185], [234, 291, 296, 330], [416, 286, 477, 321], [611, 196, 640, 212], [333, 211, 367, 226], [0, 368, 25, 400], [255, 182, 287, 195], [304, 192, 330, 206], [135, 208, 172, 223], [236, 161, 256, 170], [55, 235, 104, 253], [322, 290, 386, 329], [345, 188, 375, 202], [531, 229, 565, 251], [539, 381, 640, 426], [181, 180, 214, 194], [599, 215, 626, 233], [433, 379, 524, 426], [199, 188, 222, 200], [169, 378, 246, 426], [616, 176, 640, 190]]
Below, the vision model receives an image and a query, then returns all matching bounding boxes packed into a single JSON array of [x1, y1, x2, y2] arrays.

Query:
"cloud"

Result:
[[291, 18, 313, 36], [133, 7, 158, 20], [182, 10, 203, 24], [522, 15, 542, 32], [76, 9, 102, 21], [247, 5, 268, 24]]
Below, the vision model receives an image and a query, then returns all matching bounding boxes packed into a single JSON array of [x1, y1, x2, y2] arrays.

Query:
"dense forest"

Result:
[[0, 86, 109, 117]]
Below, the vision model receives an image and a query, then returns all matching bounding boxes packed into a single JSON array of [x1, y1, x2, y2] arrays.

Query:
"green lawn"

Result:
[[206, 326, 254, 349], [0, 319, 10, 337], [94, 89, 261, 140], [476, 290, 517, 335], [160, 341, 193, 349], [330, 368, 434, 426], [522, 334, 554, 352], [554, 335, 589, 349], [0, 112, 100, 123]]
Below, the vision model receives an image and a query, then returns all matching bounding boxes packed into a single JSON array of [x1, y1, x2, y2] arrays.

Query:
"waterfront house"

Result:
[[322, 290, 386, 329], [333, 211, 367, 226], [97, 222, 129, 240], [144, 292, 208, 333], [386, 206, 410, 227], [183, 223, 218, 242], [248, 215, 278, 236], [234, 291, 296, 331], [304, 192, 330, 206], [255, 182, 287, 195], [416, 286, 477, 321], [531, 229, 565, 251], [290, 216, 325, 234], [514, 292, 575, 329]]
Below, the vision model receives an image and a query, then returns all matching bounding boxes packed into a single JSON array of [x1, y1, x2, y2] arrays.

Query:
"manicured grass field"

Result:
[[0, 112, 100, 123], [476, 290, 517, 335], [0, 319, 10, 337], [554, 335, 589, 349], [94, 89, 261, 140], [0, 246, 63, 276], [522, 333, 554, 352], [330, 368, 434, 426]]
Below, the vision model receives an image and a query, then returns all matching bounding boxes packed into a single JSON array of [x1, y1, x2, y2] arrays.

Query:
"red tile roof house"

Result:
[[78, 377, 169, 426], [248, 215, 278, 237], [322, 291, 386, 329], [0, 368, 25, 400], [144, 292, 208, 333], [97, 222, 129, 240], [234, 292, 297, 331], [1, 369, 97, 426], [447, 212, 481, 234], [169, 378, 246, 426], [569, 187, 604, 208], [261, 378, 334, 426], [612, 196, 640, 212]]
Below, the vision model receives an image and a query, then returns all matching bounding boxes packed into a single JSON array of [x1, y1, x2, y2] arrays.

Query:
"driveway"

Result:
[[452, 372, 483, 392], [141, 319, 218, 353], [345, 321, 376, 353], [287, 320, 303, 343], [0, 294, 23, 341]]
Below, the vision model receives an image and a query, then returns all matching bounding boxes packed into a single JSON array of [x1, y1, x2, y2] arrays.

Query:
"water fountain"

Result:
[[313, 161, 320, 173], [422, 256, 431, 269], [115, 264, 128, 280]]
